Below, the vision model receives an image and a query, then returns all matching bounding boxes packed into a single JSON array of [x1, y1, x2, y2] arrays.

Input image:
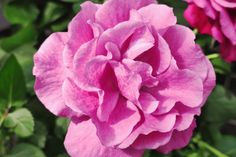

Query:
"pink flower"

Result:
[[184, 0, 236, 62], [33, 0, 215, 156]]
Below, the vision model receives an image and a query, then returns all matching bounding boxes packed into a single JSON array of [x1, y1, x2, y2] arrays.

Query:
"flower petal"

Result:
[[64, 1, 100, 67], [34, 33, 73, 117], [157, 121, 196, 154], [62, 79, 99, 116], [157, 69, 203, 108], [95, 0, 156, 28], [64, 120, 144, 157], [137, 4, 177, 30], [94, 99, 140, 147]]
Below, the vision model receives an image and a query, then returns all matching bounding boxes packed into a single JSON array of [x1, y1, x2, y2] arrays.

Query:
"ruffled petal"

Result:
[[64, 120, 144, 157], [34, 33, 73, 117], [137, 4, 177, 30], [112, 62, 142, 102], [62, 79, 99, 116], [95, 0, 156, 28], [157, 69, 203, 108], [94, 99, 140, 147], [157, 121, 196, 154], [64, 1, 100, 67]]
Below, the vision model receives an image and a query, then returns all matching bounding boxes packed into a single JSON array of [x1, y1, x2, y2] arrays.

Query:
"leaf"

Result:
[[28, 121, 47, 148], [3, 1, 39, 26], [202, 85, 236, 123], [56, 154, 69, 157], [211, 57, 231, 74], [216, 135, 236, 157], [12, 42, 36, 93], [55, 117, 70, 139], [143, 151, 151, 157], [5, 143, 45, 157], [40, 2, 67, 26], [4, 108, 34, 137], [0, 55, 26, 108], [0, 25, 37, 52]]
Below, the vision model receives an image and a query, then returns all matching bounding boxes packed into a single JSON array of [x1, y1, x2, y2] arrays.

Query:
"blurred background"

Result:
[[0, 0, 236, 157]]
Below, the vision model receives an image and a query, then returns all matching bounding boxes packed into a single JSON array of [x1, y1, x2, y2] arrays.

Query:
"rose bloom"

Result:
[[184, 0, 236, 62], [33, 0, 215, 156]]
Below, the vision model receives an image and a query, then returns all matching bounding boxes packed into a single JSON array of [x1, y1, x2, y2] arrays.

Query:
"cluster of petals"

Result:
[[184, 0, 236, 62], [33, 0, 215, 156]]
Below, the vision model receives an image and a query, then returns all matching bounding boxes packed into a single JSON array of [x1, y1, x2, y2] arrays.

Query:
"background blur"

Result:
[[0, 0, 236, 157]]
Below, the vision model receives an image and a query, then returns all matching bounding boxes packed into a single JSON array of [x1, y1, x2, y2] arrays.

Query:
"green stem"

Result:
[[195, 140, 229, 157], [207, 53, 220, 60], [0, 109, 9, 128]]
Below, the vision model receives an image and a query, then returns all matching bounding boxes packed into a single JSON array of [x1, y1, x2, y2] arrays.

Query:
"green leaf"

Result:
[[3, 1, 39, 26], [5, 143, 45, 157], [0, 25, 37, 52], [216, 135, 236, 156], [211, 57, 231, 74], [0, 55, 26, 108], [55, 117, 70, 139], [143, 150, 151, 157], [41, 2, 67, 26], [12, 42, 36, 93], [203, 85, 236, 123], [61, 0, 81, 2], [4, 108, 34, 137], [56, 154, 69, 157], [28, 121, 47, 148]]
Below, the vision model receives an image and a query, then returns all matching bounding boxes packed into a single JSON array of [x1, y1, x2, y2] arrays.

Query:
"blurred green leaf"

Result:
[[203, 85, 236, 123], [0, 25, 37, 52], [0, 55, 26, 108], [5, 143, 45, 157], [3, 1, 39, 26], [55, 117, 70, 139], [216, 135, 236, 156], [211, 57, 231, 74], [56, 153, 69, 157], [4, 108, 34, 137], [61, 0, 81, 2], [28, 121, 47, 148], [41, 2, 67, 26], [51, 18, 71, 32], [12, 42, 36, 93]]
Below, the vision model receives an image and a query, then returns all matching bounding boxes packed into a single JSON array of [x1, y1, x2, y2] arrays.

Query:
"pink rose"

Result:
[[33, 0, 215, 156], [184, 0, 236, 62]]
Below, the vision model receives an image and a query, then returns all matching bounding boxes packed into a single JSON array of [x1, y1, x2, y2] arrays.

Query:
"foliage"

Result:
[[0, 0, 236, 157]]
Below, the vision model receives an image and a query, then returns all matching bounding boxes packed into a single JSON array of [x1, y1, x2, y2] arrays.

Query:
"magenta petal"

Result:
[[137, 4, 177, 30], [123, 26, 154, 59], [73, 39, 97, 86], [94, 99, 140, 147], [220, 41, 236, 62], [62, 79, 99, 116], [122, 59, 158, 87], [158, 69, 203, 108], [112, 62, 142, 102], [157, 121, 196, 154], [95, 0, 156, 28], [34, 33, 73, 117], [163, 25, 208, 80], [132, 131, 172, 149], [215, 0, 236, 8], [136, 33, 172, 75], [138, 92, 159, 113], [64, 1, 100, 67], [220, 10, 236, 45], [118, 113, 176, 149], [64, 120, 144, 157], [97, 21, 143, 55]]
